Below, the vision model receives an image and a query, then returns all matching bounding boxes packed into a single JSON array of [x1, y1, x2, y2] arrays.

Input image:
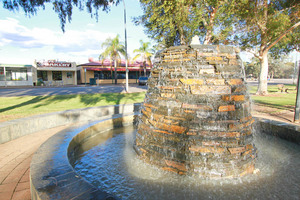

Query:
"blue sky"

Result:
[[0, 1, 298, 65], [0, 0, 151, 64]]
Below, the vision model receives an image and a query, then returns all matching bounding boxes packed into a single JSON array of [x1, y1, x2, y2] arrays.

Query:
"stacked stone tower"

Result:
[[134, 45, 256, 178]]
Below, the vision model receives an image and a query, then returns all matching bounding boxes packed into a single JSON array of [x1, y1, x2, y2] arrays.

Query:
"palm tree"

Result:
[[100, 35, 126, 84], [133, 40, 153, 76]]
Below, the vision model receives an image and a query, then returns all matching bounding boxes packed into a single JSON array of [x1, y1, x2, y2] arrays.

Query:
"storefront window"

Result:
[[5, 67, 28, 81], [0, 67, 4, 81], [67, 72, 73, 78], [37, 71, 48, 81], [94, 71, 112, 79], [52, 71, 62, 80]]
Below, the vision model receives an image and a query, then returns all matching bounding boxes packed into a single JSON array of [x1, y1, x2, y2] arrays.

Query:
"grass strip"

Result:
[[249, 85, 296, 111], [0, 92, 146, 122]]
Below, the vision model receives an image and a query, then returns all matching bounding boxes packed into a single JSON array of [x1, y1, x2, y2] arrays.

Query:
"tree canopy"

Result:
[[135, 0, 238, 47], [2, 0, 120, 31], [100, 34, 125, 84], [235, 0, 300, 94]]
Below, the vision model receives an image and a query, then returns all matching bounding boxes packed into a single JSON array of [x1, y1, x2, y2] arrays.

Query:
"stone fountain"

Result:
[[134, 45, 257, 178]]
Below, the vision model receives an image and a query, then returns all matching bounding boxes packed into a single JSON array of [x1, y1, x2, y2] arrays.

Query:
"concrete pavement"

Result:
[[0, 125, 70, 200]]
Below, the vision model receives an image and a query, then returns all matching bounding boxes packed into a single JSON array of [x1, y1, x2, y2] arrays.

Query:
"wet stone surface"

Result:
[[135, 45, 257, 178]]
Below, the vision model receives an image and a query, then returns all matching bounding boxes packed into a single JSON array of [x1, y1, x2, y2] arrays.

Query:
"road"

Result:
[[0, 84, 148, 97], [0, 79, 296, 97], [247, 78, 297, 86]]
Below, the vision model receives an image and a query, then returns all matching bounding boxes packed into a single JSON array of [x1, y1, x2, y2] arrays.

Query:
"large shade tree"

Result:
[[135, 0, 238, 47], [236, 0, 300, 95], [100, 34, 125, 84], [133, 40, 154, 76]]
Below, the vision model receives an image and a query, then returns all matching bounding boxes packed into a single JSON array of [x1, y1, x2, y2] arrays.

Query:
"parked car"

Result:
[[138, 76, 148, 85]]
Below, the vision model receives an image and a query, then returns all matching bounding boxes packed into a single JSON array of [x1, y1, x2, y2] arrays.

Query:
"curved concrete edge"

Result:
[[30, 113, 136, 200], [0, 103, 141, 144], [254, 117, 300, 145]]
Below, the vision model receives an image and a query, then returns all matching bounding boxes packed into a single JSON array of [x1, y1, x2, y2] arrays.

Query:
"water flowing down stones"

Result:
[[134, 45, 257, 178]]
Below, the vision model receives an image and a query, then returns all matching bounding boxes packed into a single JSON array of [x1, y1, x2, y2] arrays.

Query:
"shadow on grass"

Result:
[[254, 100, 294, 111], [0, 96, 51, 113], [1, 92, 145, 116]]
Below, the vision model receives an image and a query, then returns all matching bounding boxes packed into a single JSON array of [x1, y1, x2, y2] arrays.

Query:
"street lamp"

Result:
[[123, 0, 129, 92]]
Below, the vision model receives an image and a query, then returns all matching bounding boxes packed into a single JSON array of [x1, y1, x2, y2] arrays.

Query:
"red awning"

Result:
[[85, 67, 150, 72]]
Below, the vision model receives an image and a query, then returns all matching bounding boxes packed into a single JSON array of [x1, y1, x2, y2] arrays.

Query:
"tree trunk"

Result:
[[256, 52, 268, 95], [143, 61, 146, 76], [114, 59, 117, 84]]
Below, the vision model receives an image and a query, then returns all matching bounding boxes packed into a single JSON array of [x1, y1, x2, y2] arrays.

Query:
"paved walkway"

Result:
[[0, 125, 70, 200], [0, 111, 299, 200]]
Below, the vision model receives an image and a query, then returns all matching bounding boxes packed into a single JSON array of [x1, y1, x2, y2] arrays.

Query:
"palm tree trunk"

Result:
[[114, 59, 117, 84], [143, 61, 146, 76]]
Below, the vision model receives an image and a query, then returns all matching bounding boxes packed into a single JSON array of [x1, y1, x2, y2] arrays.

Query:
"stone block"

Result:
[[182, 103, 213, 110], [199, 68, 215, 74], [154, 129, 173, 135], [144, 103, 158, 110], [180, 79, 204, 85], [233, 86, 247, 93], [158, 86, 181, 90], [160, 93, 176, 98], [191, 85, 231, 95], [206, 56, 223, 61], [165, 160, 187, 172], [218, 105, 236, 112], [189, 146, 226, 154], [162, 167, 186, 175], [154, 122, 187, 134], [206, 78, 225, 85], [228, 79, 243, 85], [222, 95, 245, 102], [228, 146, 246, 154]]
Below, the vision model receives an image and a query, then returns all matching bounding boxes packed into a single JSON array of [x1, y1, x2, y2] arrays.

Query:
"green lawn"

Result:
[[0, 92, 146, 122], [249, 85, 297, 111]]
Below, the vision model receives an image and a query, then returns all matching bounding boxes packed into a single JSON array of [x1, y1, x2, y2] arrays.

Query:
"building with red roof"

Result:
[[77, 59, 151, 84]]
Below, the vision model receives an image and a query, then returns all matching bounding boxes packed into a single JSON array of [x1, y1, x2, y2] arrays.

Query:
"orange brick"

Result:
[[218, 105, 235, 112], [156, 122, 187, 134], [144, 103, 158, 109], [165, 160, 187, 171], [229, 79, 243, 85], [222, 95, 245, 102], [228, 146, 245, 154]]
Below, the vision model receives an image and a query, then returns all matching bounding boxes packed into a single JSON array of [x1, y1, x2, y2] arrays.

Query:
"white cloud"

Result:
[[0, 17, 117, 63]]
